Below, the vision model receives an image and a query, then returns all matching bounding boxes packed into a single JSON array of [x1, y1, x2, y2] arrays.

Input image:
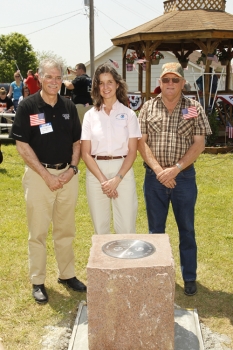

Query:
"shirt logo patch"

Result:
[[62, 114, 70, 120], [116, 113, 128, 120]]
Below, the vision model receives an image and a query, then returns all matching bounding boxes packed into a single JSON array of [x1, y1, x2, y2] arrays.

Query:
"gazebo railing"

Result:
[[163, 0, 226, 13]]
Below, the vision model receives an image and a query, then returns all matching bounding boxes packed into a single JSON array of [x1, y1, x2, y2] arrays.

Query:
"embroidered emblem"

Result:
[[116, 113, 128, 120], [62, 114, 70, 120]]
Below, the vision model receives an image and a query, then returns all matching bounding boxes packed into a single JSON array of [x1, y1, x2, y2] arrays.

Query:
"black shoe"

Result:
[[184, 281, 197, 296], [32, 284, 48, 304], [58, 277, 87, 292]]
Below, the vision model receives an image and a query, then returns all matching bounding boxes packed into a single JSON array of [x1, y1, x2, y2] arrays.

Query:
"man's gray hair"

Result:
[[38, 58, 64, 77]]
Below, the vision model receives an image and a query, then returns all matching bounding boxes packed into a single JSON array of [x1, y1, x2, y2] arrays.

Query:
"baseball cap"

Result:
[[160, 62, 184, 78]]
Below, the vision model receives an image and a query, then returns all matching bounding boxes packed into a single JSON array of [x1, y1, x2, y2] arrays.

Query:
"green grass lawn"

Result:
[[0, 143, 233, 349]]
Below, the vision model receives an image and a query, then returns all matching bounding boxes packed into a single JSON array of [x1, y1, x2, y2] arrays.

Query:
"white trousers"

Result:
[[86, 158, 138, 234]]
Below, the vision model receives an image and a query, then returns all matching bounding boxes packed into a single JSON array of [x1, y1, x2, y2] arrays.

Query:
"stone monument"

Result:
[[87, 233, 175, 350]]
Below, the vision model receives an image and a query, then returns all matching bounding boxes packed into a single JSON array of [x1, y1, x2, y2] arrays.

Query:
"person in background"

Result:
[[10, 57, 86, 304], [138, 62, 212, 296], [81, 63, 141, 235], [0, 87, 14, 127], [0, 87, 14, 113], [63, 63, 93, 124], [18, 86, 30, 104], [7, 71, 23, 111], [24, 69, 41, 95]]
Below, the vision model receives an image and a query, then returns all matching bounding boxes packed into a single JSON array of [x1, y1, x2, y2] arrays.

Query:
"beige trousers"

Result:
[[76, 104, 93, 124], [22, 165, 78, 284], [86, 158, 138, 234]]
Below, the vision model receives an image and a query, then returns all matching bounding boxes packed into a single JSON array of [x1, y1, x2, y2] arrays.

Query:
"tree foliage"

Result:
[[36, 50, 67, 73], [0, 32, 38, 82]]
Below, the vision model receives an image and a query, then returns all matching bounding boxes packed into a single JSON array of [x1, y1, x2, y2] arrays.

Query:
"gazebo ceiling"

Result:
[[111, 2, 233, 50]]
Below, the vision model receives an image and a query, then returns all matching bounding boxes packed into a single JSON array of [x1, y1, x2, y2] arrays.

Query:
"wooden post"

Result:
[[145, 42, 151, 101]]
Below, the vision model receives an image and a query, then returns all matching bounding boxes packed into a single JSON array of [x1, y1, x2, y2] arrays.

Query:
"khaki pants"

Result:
[[22, 165, 78, 284], [86, 158, 138, 234], [76, 104, 93, 124]]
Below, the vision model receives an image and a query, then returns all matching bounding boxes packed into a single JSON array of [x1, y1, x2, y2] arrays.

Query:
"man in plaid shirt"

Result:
[[138, 62, 212, 296]]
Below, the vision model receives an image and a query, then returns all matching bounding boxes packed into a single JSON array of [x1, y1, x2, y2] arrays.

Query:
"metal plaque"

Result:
[[102, 239, 155, 259]]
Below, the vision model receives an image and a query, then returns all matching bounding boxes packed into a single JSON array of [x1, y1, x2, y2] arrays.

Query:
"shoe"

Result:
[[32, 284, 48, 304], [184, 281, 197, 296], [58, 277, 87, 292]]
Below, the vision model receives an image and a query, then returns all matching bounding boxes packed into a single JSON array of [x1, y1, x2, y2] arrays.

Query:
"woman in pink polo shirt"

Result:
[[81, 63, 141, 235]]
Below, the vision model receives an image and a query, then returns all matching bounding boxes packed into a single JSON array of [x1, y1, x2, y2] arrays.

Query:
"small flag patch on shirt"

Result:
[[30, 113, 45, 126], [182, 107, 198, 119]]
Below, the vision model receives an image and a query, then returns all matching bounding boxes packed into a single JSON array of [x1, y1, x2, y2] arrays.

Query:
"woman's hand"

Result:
[[101, 177, 121, 199]]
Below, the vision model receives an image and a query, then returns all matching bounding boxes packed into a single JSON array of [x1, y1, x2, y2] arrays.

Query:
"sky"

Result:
[[1, 0, 233, 69]]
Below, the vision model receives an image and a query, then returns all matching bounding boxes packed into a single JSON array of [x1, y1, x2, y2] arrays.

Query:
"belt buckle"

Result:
[[55, 163, 63, 170]]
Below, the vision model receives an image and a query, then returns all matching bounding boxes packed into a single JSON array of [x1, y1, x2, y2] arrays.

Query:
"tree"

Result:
[[36, 50, 67, 73], [0, 32, 38, 82]]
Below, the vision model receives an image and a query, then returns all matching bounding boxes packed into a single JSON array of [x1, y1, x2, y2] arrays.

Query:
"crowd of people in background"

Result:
[[1, 68, 41, 115]]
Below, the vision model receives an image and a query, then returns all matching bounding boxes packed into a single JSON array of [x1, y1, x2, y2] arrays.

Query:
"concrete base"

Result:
[[68, 303, 204, 350], [87, 234, 175, 350]]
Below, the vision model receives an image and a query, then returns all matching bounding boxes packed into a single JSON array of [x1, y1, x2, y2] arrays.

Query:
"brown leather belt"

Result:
[[41, 162, 69, 170], [91, 155, 127, 160]]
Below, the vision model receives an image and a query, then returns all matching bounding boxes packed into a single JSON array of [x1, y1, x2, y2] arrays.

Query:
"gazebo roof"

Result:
[[111, 0, 233, 51], [111, 0, 233, 102], [112, 10, 233, 49]]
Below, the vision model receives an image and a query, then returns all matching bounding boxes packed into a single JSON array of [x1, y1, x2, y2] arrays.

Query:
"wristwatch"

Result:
[[69, 165, 78, 175]]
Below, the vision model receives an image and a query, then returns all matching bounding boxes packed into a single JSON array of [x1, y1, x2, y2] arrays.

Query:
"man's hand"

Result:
[[44, 173, 64, 191], [156, 167, 179, 188], [58, 168, 74, 186]]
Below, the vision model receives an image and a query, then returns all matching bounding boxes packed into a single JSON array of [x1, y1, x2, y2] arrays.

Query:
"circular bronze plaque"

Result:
[[102, 239, 155, 259]]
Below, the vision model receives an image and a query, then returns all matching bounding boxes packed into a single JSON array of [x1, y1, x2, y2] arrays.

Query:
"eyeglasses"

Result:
[[43, 75, 62, 82], [161, 77, 182, 84], [15, 75, 20, 78]]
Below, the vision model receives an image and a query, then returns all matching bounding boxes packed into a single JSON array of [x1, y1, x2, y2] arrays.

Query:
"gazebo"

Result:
[[111, 0, 233, 109]]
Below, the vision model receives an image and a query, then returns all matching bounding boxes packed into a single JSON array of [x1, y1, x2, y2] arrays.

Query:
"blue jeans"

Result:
[[143, 165, 197, 281], [13, 99, 19, 111]]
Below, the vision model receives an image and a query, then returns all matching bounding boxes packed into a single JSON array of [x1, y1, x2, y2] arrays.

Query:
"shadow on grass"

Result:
[[45, 287, 86, 312], [175, 282, 233, 326], [0, 168, 7, 174]]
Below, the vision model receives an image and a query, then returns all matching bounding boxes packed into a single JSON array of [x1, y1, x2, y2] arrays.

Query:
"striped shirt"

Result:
[[138, 94, 212, 167]]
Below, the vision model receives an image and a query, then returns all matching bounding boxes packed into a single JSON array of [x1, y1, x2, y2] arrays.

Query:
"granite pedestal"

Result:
[[87, 234, 175, 350]]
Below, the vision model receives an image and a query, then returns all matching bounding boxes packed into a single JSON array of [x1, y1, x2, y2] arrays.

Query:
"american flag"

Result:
[[182, 107, 198, 119], [30, 113, 45, 126], [227, 126, 233, 138], [109, 59, 119, 68], [207, 54, 218, 63]]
